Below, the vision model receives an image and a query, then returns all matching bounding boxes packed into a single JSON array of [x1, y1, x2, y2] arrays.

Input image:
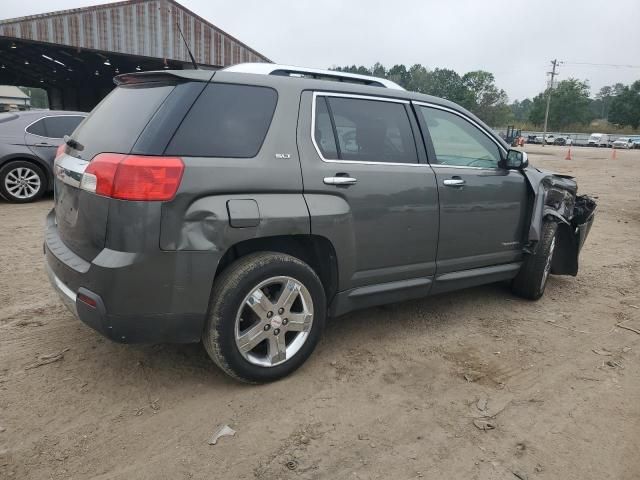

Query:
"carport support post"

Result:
[[542, 59, 558, 147], [48, 87, 64, 111]]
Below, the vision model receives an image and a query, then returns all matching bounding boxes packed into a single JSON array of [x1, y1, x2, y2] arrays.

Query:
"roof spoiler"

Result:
[[114, 70, 215, 86]]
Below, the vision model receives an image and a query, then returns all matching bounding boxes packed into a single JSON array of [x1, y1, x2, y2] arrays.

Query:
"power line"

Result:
[[563, 61, 640, 68]]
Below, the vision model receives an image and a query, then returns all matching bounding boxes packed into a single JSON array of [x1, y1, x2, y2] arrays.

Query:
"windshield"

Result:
[[589, 134, 601, 140], [617, 138, 629, 142]]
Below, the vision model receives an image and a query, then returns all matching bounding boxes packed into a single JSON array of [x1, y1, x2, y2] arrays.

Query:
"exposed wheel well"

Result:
[[215, 235, 339, 303]]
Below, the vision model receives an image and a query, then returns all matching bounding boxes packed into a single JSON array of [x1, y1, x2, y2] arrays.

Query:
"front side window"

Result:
[[419, 107, 501, 168], [313, 95, 418, 164]]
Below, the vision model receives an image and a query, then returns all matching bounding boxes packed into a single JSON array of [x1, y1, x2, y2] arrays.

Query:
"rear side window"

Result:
[[313, 95, 418, 164], [43, 116, 84, 138], [25, 118, 47, 136], [72, 84, 175, 161], [165, 83, 278, 158]]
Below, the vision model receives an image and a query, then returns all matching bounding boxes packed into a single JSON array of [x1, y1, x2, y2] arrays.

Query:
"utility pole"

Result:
[[542, 59, 559, 147]]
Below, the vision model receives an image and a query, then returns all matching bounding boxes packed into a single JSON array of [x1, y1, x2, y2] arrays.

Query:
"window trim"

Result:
[[311, 92, 428, 168], [413, 101, 507, 171], [24, 114, 86, 140]]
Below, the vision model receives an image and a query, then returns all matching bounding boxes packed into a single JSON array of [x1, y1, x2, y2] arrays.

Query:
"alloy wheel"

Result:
[[234, 276, 314, 367], [4, 166, 41, 200]]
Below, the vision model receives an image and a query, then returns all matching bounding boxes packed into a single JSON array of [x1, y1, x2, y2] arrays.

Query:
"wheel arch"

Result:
[[214, 234, 339, 305]]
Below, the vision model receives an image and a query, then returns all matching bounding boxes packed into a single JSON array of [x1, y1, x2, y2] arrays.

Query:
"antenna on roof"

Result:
[[176, 21, 198, 70]]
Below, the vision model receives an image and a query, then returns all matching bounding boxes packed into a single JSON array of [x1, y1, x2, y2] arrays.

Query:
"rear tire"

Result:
[[202, 252, 326, 383], [512, 221, 558, 300], [0, 161, 46, 203]]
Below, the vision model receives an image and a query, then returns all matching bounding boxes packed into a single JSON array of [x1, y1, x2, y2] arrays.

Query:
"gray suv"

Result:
[[0, 110, 86, 202], [45, 64, 596, 382]]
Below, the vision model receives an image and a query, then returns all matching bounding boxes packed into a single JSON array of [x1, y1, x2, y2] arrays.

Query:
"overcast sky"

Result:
[[3, 0, 640, 100]]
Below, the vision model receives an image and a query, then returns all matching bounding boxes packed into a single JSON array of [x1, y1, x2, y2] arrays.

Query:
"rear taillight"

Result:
[[80, 153, 184, 201]]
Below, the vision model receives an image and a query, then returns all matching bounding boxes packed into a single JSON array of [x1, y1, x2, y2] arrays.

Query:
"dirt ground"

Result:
[[1, 145, 639, 480]]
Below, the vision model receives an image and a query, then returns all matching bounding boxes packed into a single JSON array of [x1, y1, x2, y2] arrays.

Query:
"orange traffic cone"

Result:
[[611, 148, 617, 160], [565, 147, 572, 160]]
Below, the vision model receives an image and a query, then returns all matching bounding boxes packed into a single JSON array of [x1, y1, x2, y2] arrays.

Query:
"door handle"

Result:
[[35, 142, 53, 147], [324, 176, 357, 186], [443, 178, 465, 187]]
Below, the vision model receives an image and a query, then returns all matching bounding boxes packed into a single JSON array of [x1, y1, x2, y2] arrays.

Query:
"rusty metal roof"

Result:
[[0, 0, 271, 67]]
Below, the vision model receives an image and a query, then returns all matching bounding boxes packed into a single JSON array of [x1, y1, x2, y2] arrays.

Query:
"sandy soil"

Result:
[[1, 145, 639, 480]]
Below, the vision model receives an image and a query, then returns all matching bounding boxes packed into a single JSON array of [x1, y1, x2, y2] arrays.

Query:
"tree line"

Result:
[[331, 64, 640, 130]]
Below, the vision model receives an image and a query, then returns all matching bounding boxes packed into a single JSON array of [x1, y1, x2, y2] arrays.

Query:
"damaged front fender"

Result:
[[523, 167, 597, 276]]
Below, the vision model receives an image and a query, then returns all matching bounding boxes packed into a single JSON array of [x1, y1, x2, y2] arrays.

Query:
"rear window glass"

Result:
[[165, 83, 277, 158], [72, 84, 174, 161]]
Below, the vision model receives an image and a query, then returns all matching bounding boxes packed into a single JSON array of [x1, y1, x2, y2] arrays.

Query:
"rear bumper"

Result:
[[44, 209, 220, 344]]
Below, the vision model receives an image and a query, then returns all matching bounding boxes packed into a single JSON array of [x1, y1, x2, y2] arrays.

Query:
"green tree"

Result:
[[424, 68, 471, 106], [330, 63, 514, 124], [608, 80, 640, 129], [18, 86, 49, 109], [510, 99, 533, 122], [387, 64, 409, 87], [462, 70, 510, 125], [529, 79, 593, 128], [404, 64, 430, 94]]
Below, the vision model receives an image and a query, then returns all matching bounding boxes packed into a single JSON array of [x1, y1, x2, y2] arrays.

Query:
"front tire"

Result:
[[512, 221, 558, 300], [203, 252, 326, 383], [0, 161, 46, 203]]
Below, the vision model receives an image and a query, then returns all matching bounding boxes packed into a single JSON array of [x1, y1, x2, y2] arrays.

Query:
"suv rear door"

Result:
[[298, 91, 439, 293], [415, 103, 528, 288], [54, 82, 185, 260]]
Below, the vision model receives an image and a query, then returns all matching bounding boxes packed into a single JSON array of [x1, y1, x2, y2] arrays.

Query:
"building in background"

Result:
[[0, 0, 271, 111], [0, 85, 31, 111]]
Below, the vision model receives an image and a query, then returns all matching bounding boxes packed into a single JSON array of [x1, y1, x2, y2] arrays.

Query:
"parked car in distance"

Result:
[[0, 110, 86, 202], [628, 135, 640, 149], [553, 136, 567, 146], [45, 64, 596, 383], [612, 137, 634, 149], [534, 134, 556, 144], [587, 133, 610, 147]]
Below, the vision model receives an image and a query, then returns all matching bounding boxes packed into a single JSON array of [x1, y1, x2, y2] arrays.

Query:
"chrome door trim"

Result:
[[431, 164, 500, 171], [310, 91, 429, 168]]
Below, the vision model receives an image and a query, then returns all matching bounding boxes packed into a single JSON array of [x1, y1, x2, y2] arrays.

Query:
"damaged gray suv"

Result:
[[46, 64, 596, 382]]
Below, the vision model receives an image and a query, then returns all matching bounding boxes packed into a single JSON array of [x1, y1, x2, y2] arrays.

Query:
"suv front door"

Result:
[[298, 92, 439, 300], [415, 103, 528, 284]]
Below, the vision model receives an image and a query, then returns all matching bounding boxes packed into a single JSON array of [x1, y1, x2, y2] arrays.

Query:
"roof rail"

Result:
[[222, 63, 405, 90]]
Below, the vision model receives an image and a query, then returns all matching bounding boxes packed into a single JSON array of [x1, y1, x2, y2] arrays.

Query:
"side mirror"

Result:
[[504, 149, 528, 169]]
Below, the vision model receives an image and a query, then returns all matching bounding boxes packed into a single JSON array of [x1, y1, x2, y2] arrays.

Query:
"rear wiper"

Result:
[[64, 135, 84, 151]]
